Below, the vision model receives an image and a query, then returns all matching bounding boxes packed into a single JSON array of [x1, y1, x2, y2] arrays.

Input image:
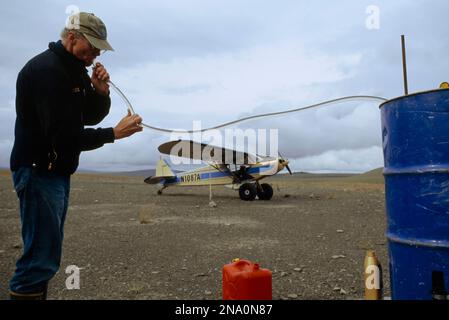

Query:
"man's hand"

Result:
[[91, 62, 110, 96], [113, 110, 143, 140]]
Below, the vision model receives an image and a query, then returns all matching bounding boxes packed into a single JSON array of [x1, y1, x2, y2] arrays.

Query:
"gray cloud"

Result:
[[1, 0, 448, 173]]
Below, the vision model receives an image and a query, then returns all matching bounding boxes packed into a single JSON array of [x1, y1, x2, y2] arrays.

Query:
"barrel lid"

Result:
[[379, 87, 449, 109]]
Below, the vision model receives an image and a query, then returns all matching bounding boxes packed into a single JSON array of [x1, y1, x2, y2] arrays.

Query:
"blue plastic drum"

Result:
[[380, 88, 449, 300]]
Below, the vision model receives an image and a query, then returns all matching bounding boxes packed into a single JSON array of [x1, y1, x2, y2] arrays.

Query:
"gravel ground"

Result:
[[0, 169, 389, 300]]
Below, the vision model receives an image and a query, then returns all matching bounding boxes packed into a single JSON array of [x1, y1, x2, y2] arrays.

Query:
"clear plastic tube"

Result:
[[108, 80, 387, 134]]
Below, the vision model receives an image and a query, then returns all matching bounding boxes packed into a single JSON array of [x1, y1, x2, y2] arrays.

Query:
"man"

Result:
[[9, 12, 142, 299]]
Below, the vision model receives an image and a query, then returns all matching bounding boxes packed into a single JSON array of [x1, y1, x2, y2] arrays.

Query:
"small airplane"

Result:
[[144, 140, 292, 201]]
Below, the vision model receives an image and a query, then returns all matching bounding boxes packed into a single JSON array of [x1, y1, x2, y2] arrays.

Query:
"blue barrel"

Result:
[[380, 88, 449, 300]]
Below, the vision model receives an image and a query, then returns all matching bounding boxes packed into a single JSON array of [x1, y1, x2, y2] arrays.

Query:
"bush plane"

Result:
[[144, 140, 292, 201]]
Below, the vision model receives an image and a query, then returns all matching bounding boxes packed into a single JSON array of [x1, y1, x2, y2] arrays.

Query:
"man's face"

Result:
[[70, 33, 101, 66]]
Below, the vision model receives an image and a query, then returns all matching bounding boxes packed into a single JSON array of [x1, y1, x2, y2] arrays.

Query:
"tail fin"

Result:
[[144, 159, 176, 184], [155, 159, 175, 177]]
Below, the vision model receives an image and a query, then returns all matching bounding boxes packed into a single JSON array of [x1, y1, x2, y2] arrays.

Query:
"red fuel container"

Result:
[[222, 259, 272, 300]]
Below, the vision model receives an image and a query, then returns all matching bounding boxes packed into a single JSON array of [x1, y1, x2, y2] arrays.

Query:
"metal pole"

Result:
[[401, 35, 409, 95], [209, 172, 212, 201]]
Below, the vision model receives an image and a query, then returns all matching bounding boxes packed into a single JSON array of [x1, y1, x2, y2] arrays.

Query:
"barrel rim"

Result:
[[386, 232, 449, 249], [383, 165, 449, 175], [379, 87, 449, 109]]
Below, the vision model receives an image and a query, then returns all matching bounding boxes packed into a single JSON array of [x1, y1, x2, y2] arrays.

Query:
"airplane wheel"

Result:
[[239, 183, 257, 201], [257, 183, 273, 200]]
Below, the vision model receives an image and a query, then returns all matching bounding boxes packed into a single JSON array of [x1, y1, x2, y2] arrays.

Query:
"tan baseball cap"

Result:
[[66, 12, 114, 51]]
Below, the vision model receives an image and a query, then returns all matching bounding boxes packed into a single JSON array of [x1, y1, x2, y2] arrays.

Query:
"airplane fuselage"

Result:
[[162, 159, 284, 187]]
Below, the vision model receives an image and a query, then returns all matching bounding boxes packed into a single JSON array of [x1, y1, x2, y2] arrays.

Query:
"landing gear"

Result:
[[239, 183, 257, 201], [157, 186, 167, 195], [257, 183, 273, 200], [238, 183, 274, 201], [233, 165, 254, 184]]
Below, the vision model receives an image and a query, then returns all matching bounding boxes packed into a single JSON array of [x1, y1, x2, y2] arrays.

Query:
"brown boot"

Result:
[[10, 290, 46, 300]]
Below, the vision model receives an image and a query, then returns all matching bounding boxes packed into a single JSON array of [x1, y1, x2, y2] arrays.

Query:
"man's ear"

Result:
[[66, 31, 76, 43]]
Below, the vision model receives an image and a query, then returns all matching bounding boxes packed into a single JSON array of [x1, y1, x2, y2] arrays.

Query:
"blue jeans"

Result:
[[9, 167, 70, 294]]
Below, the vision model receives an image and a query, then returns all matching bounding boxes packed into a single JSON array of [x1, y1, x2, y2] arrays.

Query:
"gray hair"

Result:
[[60, 28, 84, 40]]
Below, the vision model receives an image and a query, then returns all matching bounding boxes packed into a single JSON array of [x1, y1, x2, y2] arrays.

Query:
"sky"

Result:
[[1, 0, 448, 173]]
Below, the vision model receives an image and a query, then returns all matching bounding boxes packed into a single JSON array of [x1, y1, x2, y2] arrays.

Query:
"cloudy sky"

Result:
[[1, 0, 448, 173]]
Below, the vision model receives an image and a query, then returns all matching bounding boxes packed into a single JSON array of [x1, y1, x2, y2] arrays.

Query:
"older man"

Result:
[[9, 12, 142, 299]]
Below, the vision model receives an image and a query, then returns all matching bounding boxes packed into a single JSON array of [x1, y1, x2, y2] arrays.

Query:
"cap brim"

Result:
[[84, 33, 114, 51]]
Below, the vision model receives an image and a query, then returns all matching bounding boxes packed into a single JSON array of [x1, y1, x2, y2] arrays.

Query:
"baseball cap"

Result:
[[66, 12, 114, 51]]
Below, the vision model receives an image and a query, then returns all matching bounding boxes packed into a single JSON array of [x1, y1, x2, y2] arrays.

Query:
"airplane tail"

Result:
[[144, 159, 176, 184]]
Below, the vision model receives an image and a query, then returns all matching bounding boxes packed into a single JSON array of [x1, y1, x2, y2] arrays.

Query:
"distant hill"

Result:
[[345, 167, 384, 183], [76, 169, 156, 177], [2, 166, 385, 181], [282, 167, 384, 183], [108, 169, 156, 177], [361, 167, 384, 177], [289, 171, 356, 179], [77, 168, 183, 178]]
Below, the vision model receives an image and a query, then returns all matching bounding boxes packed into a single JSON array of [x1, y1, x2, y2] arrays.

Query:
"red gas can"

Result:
[[222, 259, 272, 300]]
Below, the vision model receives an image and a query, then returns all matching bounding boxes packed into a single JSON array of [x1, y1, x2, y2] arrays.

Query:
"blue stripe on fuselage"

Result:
[[162, 164, 274, 185]]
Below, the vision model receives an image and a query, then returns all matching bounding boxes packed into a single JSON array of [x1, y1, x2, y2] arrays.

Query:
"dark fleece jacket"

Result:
[[10, 40, 115, 175]]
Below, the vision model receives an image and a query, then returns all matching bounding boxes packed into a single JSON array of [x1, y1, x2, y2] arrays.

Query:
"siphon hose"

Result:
[[108, 80, 387, 134]]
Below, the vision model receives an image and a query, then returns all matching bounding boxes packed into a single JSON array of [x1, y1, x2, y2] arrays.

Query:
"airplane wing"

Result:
[[158, 140, 258, 165]]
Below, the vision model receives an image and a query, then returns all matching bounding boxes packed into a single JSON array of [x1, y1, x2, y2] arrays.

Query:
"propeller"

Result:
[[278, 151, 292, 175]]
